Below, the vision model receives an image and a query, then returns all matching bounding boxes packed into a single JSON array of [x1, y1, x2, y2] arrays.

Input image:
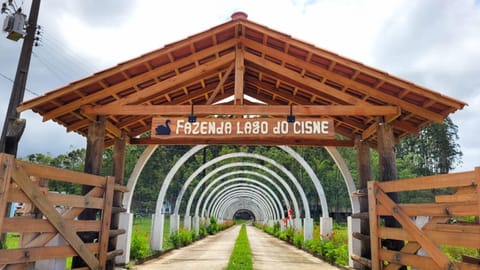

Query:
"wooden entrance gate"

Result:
[[368, 167, 480, 269], [0, 153, 128, 269]]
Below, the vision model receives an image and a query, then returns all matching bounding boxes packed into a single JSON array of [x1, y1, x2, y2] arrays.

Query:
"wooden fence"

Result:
[[0, 153, 128, 270], [368, 167, 480, 270]]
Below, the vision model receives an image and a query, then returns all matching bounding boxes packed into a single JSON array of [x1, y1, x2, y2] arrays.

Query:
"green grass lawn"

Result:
[[227, 224, 253, 270]]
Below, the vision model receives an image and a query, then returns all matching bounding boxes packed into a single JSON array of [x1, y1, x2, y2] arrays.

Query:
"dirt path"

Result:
[[133, 226, 240, 270], [133, 225, 341, 270], [246, 226, 340, 270]]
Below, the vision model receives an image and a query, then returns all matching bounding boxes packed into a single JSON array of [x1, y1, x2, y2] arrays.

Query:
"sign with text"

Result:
[[151, 117, 334, 139]]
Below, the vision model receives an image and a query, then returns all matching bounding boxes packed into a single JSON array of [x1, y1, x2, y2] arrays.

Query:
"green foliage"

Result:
[[169, 229, 195, 248], [130, 226, 149, 259], [227, 225, 252, 270], [396, 117, 462, 176], [207, 216, 218, 235], [442, 245, 480, 262]]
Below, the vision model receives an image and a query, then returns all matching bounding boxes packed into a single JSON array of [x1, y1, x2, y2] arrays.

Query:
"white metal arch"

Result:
[[221, 199, 264, 221], [170, 152, 312, 219], [190, 164, 299, 220], [206, 182, 282, 221], [222, 199, 265, 221], [209, 187, 279, 221], [125, 145, 354, 251], [214, 194, 272, 222], [190, 177, 285, 229]]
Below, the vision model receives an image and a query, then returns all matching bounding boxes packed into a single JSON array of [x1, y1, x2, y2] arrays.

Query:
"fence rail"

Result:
[[368, 167, 480, 270], [0, 153, 128, 270]]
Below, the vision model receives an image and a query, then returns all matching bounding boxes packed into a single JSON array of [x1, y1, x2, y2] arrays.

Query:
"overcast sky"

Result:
[[1, 0, 479, 172]]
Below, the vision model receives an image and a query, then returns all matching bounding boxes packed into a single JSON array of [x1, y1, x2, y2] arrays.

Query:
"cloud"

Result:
[[371, 0, 480, 171], [1, 0, 478, 172]]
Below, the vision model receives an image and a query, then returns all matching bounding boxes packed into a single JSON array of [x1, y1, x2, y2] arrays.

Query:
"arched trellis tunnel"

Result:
[[116, 144, 360, 265]]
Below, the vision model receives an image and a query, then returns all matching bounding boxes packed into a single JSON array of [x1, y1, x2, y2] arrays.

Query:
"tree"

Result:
[[396, 117, 462, 176]]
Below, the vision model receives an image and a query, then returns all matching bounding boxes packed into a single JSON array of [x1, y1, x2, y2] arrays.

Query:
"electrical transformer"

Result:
[[2, 12, 26, 41]]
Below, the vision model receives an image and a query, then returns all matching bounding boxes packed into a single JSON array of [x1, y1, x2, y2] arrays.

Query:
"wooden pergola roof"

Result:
[[18, 12, 466, 147]]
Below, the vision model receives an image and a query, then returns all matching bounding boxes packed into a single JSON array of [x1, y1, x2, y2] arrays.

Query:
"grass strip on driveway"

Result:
[[227, 224, 253, 270]]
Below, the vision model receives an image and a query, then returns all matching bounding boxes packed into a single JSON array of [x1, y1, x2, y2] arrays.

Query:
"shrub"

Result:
[[199, 224, 208, 238], [207, 216, 218, 235], [130, 226, 149, 259], [293, 231, 304, 248], [178, 229, 193, 246], [169, 231, 181, 248]]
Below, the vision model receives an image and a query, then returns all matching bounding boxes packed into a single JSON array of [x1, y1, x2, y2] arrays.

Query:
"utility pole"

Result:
[[0, 0, 41, 156]]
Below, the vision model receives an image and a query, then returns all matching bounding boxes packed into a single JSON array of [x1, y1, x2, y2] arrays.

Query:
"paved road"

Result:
[[247, 226, 339, 270], [133, 225, 340, 270], [133, 226, 240, 270]]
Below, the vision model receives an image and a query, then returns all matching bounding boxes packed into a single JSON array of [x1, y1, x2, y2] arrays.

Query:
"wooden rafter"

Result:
[[83, 104, 400, 117], [234, 42, 245, 104]]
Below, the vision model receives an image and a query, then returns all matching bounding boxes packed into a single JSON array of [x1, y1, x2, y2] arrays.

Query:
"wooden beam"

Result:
[[244, 50, 372, 106], [368, 182, 380, 270], [98, 176, 114, 268], [18, 37, 238, 114], [0, 154, 13, 235], [74, 116, 105, 268], [83, 104, 400, 117], [107, 132, 127, 268], [0, 243, 99, 264], [355, 137, 372, 266], [207, 63, 235, 104], [234, 43, 245, 104], [130, 136, 354, 147], [242, 38, 447, 123], [239, 27, 465, 110], [106, 53, 235, 107]]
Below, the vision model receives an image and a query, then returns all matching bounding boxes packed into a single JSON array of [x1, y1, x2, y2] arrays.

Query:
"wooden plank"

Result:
[[22, 187, 105, 248], [375, 187, 454, 269], [356, 138, 372, 263], [242, 38, 447, 123], [114, 184, 129, 193], [8, 191, 104, 209], [435, 193, 478, 203], [28, 38, 237, 120], [82, 104, 400, 116], [238, 25, 465, 110], [109, 52, 235, 107], [207, 62, 235, 104], [10, 163, 100, 270], [234, 42, 245, 105], [2, 218, 101, 233], [368, 181, 380, 270], [0, 154, 14, 233], [16, 160, 106, 187], [376, 202, 478, 217], [379, 227, 480, 248], [151, 117, 335, 139], [130, 136, 355, 147], [377, 170, 475, 192], [454, 262, 480, 270], [379, 249, 441, 270], [98, 176, 115, 268], [0, 243, 98, 263]]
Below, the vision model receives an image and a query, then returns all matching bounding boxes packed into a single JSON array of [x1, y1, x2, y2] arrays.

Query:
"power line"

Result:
[[0, 71, 39, 96]]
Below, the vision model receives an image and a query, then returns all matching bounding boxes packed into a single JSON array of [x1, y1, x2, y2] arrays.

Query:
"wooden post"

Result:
[[73, 116, 105, 268], [107, 132, 126, 269], [234, 42, 245, 105], [376, 117, 404, 258], [356, 137, 371, 269]]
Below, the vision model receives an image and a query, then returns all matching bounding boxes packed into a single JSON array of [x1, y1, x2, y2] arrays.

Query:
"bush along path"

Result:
[[227, 224, 253, 270]]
